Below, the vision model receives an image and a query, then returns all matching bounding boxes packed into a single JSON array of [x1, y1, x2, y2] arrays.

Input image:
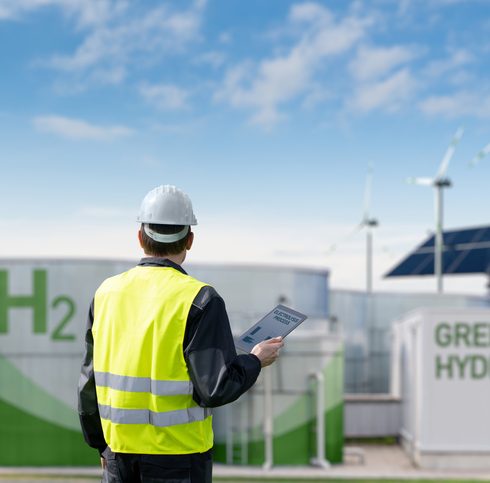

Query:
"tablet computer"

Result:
[[235, 304, 308, 353]]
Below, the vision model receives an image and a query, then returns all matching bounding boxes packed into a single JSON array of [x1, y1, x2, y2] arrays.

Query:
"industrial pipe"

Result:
[[309, 371, 331, 469], [262, 368, 273, 470]]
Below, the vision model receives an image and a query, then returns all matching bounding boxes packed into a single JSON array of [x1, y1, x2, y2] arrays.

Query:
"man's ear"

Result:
[[137, 228, 144, 248], [186, 231, 194, 250]]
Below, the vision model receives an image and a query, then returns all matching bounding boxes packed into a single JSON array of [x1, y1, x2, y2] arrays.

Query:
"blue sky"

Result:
[[1, 0, 490, 294]]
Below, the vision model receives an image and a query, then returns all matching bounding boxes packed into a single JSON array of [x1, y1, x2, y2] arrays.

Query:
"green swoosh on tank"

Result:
[[213, 352, 344, 465], [0, 354, 79, 431], [248, 350, 344, 441]]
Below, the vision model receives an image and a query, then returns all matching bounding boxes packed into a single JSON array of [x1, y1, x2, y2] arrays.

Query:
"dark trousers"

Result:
[[102, 447, 213, 483]]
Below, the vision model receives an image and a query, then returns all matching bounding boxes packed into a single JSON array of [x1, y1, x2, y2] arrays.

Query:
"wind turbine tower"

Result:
[[363, 164, 378, 293], [408, 127, 464, 294]]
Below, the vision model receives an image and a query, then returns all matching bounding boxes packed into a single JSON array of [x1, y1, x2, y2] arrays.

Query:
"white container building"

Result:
[[392, 307, 490, 470]]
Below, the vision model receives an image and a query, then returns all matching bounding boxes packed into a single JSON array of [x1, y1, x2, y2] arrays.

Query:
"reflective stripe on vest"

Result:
[[95, 371, 193, 396], [98, 404, 212, 427]]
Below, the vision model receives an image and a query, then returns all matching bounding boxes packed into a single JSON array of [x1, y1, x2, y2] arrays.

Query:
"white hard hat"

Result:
[[137, 185, 197, 226]]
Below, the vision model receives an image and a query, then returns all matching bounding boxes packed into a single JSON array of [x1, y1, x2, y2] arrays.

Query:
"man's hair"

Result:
[[140, 224, 190, 256]]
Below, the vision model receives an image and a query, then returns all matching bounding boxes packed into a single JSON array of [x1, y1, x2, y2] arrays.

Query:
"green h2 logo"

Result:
[[0, 269, 76, 341]]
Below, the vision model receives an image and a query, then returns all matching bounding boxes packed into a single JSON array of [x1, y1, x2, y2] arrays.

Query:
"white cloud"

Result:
[[301, 85, 331, 109], [397, 0, 411, 15], [151, 120, 204, 135], [428, 0, 478, 5], [424, 48, 474, 79], [350, 68, 418, 113], [419, 91, 490, 118], [96, 66, 127, 84], [289, 2, 333, 24], [0, 0, 127, 28], [49, 5, 202, 72], [347, 43, 420, 114], [218, 31, 232, 44], [350, 45, 418, 81], [448, 70, 473, 86], [0, 0, 47, 20], [33, 115, 133, 140], [194, 51, 226, 68], [139, 83, 190, 111], [215, 2, 370, 128], [397, 0, 484, 11], [8, 1, 206, 87]]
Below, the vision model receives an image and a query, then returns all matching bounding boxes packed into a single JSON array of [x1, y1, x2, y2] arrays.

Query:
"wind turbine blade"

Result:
[[363, 163, 373, 221], [325, 222, 365, 254], [436, 126, 464, 179], [407, 177, 434, 186], [469, 143, 490, 167], [277, 222, 367, 259]]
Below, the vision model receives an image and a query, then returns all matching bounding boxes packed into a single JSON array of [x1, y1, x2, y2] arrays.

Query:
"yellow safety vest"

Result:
[[92, 265, 213, 454]]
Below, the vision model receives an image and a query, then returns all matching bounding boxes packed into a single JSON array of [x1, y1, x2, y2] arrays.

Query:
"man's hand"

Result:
[[100, 457, 107, 470], [251, 337, 284, 367]]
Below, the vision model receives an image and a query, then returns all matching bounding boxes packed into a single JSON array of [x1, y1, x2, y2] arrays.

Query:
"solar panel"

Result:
[[385, 225, 490, 277]]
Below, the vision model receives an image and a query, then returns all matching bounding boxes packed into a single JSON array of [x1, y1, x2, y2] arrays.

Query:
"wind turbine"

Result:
[[407, 127, 464, 294], [317, 164, 379, 292], [276, 165, 379, 293]]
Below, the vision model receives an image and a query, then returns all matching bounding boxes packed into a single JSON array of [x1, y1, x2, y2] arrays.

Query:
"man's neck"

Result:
[[144, 252, 186, 266]]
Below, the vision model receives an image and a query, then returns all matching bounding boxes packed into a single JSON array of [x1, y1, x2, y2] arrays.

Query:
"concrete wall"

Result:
[[344, 395, 401, 438]]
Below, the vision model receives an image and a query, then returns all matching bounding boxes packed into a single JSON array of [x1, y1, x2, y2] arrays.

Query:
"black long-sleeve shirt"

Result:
[[78, 257, 261, 453]]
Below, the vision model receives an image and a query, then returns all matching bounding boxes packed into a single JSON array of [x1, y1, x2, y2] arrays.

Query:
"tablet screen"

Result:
[[235, 304, 307, 353]]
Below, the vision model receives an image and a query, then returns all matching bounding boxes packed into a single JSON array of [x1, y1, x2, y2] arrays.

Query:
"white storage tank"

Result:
[[0, 258, 340, 466]]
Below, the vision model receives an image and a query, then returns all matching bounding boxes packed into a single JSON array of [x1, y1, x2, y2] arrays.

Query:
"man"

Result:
[[78, 185, 283, 482]]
